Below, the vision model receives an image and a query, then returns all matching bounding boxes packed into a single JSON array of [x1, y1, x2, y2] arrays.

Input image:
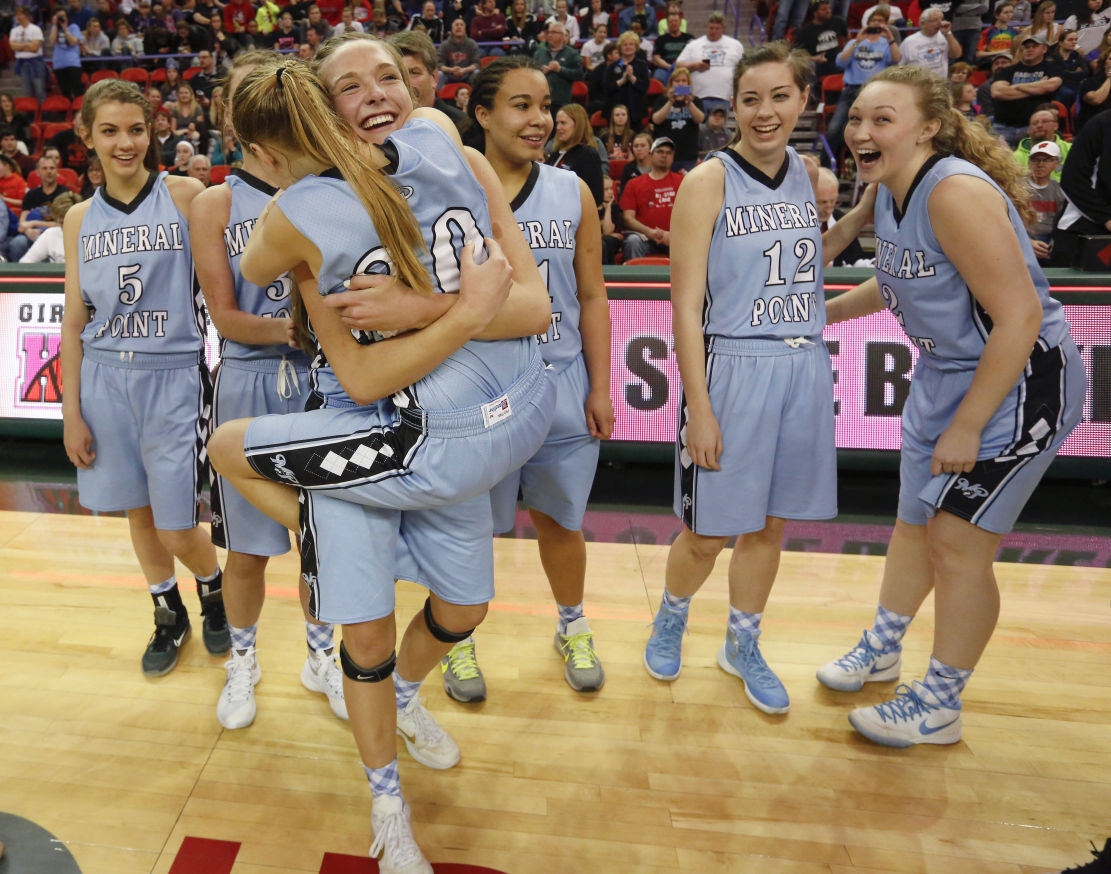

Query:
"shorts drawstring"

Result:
[[277, 356, 301, 401]]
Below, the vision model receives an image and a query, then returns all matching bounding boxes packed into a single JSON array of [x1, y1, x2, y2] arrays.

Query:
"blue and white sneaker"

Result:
[[717, 628, 790, 714], [816, 630, 901, 692], [644, 604, 688, 681], [848, 680, 962, 748]]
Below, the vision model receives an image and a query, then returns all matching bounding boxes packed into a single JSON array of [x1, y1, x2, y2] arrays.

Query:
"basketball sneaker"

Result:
[[644, 603, 688, 680], [369, 794, 433, 874], [198, 585, 230, 656], [555, 616, 605, 692], [1058, 839, 1111, 873], [816, 630, 902, 692], [142, 604, 191, 676], [717, 628, 790, 714], [440, 636, 487, 703], [217, 647, 261, 729], [301, 647, 349, 720], [848, 680, 962, 748], [396, 696, 461, 769]]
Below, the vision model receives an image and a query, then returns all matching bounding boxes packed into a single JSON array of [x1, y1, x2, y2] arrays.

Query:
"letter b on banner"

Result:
[[864, 342, 912, 416]]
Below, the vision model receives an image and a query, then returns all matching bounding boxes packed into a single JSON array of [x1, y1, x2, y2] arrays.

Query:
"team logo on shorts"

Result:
[[954, 477, 989, 500], [269, 453, 299, 484]]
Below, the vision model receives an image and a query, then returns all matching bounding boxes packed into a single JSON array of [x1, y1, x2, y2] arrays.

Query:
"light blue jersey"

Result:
[[873, 155, 1071, 373], [704, 148, 825, 341], [221, 169, 310, 366], [512, 161, 582, 372], [78, 171, 203, 354], [275, 118, 537, 410]]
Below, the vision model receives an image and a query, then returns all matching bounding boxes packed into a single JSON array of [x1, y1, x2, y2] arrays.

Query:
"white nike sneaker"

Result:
[[396, 695, 460, 769], [848, 680, 962, 748], [217, 647, 261, 729], [816, 629, 901, 692], [301, 647, 349, 720], [370, 794, 433, 874]]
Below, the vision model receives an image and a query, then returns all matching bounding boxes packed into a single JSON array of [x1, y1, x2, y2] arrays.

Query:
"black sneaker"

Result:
[[142, 604, 191, 676], [1061, 840, 1111, 873], [197, 573, 230, 656]]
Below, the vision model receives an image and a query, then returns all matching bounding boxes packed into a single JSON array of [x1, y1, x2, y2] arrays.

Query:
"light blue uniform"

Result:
[[675, 148, 837, 536], [75, 171, 210, 530], [873, 155, 1084, 533], [209, 169, 313, 556], [490, 162, 600, 533], [242, 119, 554, 623]]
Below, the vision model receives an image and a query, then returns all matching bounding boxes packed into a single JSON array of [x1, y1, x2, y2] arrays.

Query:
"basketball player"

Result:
[[207, 57, 553, 872], [60, 80, 228, 678], [191, 51, 346, 730], [816, 66, 1085, 747], [642, 42, 873, 714], [426, 56, 615, 701]]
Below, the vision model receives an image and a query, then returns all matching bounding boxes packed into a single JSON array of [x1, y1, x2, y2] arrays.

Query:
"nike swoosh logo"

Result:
[[174, 632, 187, 647], [919, 716, 959, 735]]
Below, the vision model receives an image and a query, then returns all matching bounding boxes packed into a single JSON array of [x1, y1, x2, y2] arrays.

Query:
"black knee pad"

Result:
[[422, 597, 475, 644], [339, 641, 396, 682]]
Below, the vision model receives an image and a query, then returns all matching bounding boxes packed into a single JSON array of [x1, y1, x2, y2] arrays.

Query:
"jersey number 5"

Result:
[[118, 264, 143, 305]]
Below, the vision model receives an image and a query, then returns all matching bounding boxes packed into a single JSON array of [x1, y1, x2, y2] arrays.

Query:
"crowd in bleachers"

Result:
[[1, 0, 1109, 265]]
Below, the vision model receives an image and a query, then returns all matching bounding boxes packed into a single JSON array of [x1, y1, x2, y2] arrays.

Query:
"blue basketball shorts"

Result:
[[898, 337, 1086, 534], [210, 356, 312, 556], [76, 348, 210, 531], [490, 355, 600, 533], [674, 336, 838, 536]]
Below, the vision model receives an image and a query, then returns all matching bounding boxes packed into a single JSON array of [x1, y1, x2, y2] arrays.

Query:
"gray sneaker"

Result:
[[439, 636, 486, 703], [554, 616, 605, 693]]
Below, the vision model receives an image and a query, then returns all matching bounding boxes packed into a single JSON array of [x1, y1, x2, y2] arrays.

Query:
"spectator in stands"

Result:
[[441, 16, 481, 83], [1023, 139, 1066, 263], [0, 156, 29, 247], [579, 0, 610, 37], [698, 104, 730, 156], [6, 156, 64, 261], [209, 14, 237, 57], [900, 8, 962, 78], [1016, 0, 1065, 50], [367, 2, 400, 37], [169, 82, 208, 152], [828, 5, 900, 160], [654, 4, 696, 83], [952, 0, 988, 64], [791, 0, 848, 81], [599, 174, 624, 264], [674, 12, 745, 116], [583, 23, 611, 70], [619, 129, 653, 193], [256, 0, 282, 34], [1079, 46, 1111, 126], [0, 98, 31, 150], [588, 41, 618, 113], [79, 155, 103, 199], [1056, 94, 1111, 265], [144, 15, 174, 56], [951, 79, 981, 116], [110, 18, 143, 56], [0, 130, 34, 178], [175, 17, 207, 53], [189, 49, 221, 100], [619, 135, 682, 260], [547, 102, 605, 204], [270, 10, 300, 48], [948, 60, 973, 81], [617, 0, 650, 35], [408, 0, 443, 41], [470, 0, 507, 44], [551, 0, 579, 43], [1067, 0, 1111, 51], [657, 0, 687, 35], [211, 129, 242, 165], [505, 0, 542, 53], [335, 5, 364, 32], [1055, 28, 1086, 104], [146, 86, 165, 114], [385, 32, 462, 135], [1013, 103, 1072, 175], [306, 4, 335, 39], [48, 7, 84, 101], [224, 0, 254, 38], [976, 51, 1012, 117], [977, 1, 1020, 60], [605, 30, 651, 127], [602, 104, 634, 158], [650, 66, 704, 171], [50, 121, 89, 174], [18, 189, 79, 264], [168, 140, 194, 176], [188, 154, 212, 186], [816, 167, 869, 266], [454, 84, 471, 112], [65, 0, 92, 29], [11, 6, 47, 105], [772, 0, 810, 42], [535, 20, 583, 112], [991, 34, 1064, 145], [628, 17, 656, 59], [154, 107, 181, 167], [82, 17, 110, 55]]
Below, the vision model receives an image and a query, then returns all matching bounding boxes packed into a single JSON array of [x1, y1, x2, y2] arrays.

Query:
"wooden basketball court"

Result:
[[1, 508, 1108, 873]]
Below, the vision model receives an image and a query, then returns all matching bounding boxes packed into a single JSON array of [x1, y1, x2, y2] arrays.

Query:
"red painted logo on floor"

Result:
[[168, 837, 508, 874]]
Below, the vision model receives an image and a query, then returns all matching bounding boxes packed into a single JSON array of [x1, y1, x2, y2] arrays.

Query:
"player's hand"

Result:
[[856, 181, 878, 218], [327, 274, 432, 334], [585, 390, 615, 439], [64, 415, 95, 469], [685, 408, 722, 470], [930, 422, 981, 475], [277, 316, 298, 348], [1030, 238, 1051, 258], [456, 236, 512, 333]]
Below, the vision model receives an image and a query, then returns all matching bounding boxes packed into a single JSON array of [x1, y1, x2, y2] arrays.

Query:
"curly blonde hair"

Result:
[[864, 66, 1034, 226]]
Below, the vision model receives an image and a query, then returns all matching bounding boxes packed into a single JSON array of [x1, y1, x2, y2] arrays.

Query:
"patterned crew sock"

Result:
[[872, 604, 913, 650], [306, 621, 335, 654], [363, 758, 402, 798], [229, 623, 257, 654], [727, 606, 764, 641], [661, 589, 691, 615], [393, 672, 422, 711], [920, 655, 973, 710], [557, 602, 584, 634], [148, 575, 177, 595]]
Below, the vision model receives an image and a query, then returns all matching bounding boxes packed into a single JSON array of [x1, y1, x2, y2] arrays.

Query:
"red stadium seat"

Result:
[[121, 67, 150, 86], [183, 65, 201, 80], [89, 69, 119, 83], [209, 164, 231, 184], [646, 77, 664, 96], [150, 68, 168, 84], [42, 121, 72, 142], [590, 109, 606, 128], [57, 167, 81, 192], [480, 55, 498, 67], [438, 82, 466, 101], [39, 95, 70, 123], [572, 80, 589, 104], [608, 157, 628, 180], [14, 96, 40, 120]]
